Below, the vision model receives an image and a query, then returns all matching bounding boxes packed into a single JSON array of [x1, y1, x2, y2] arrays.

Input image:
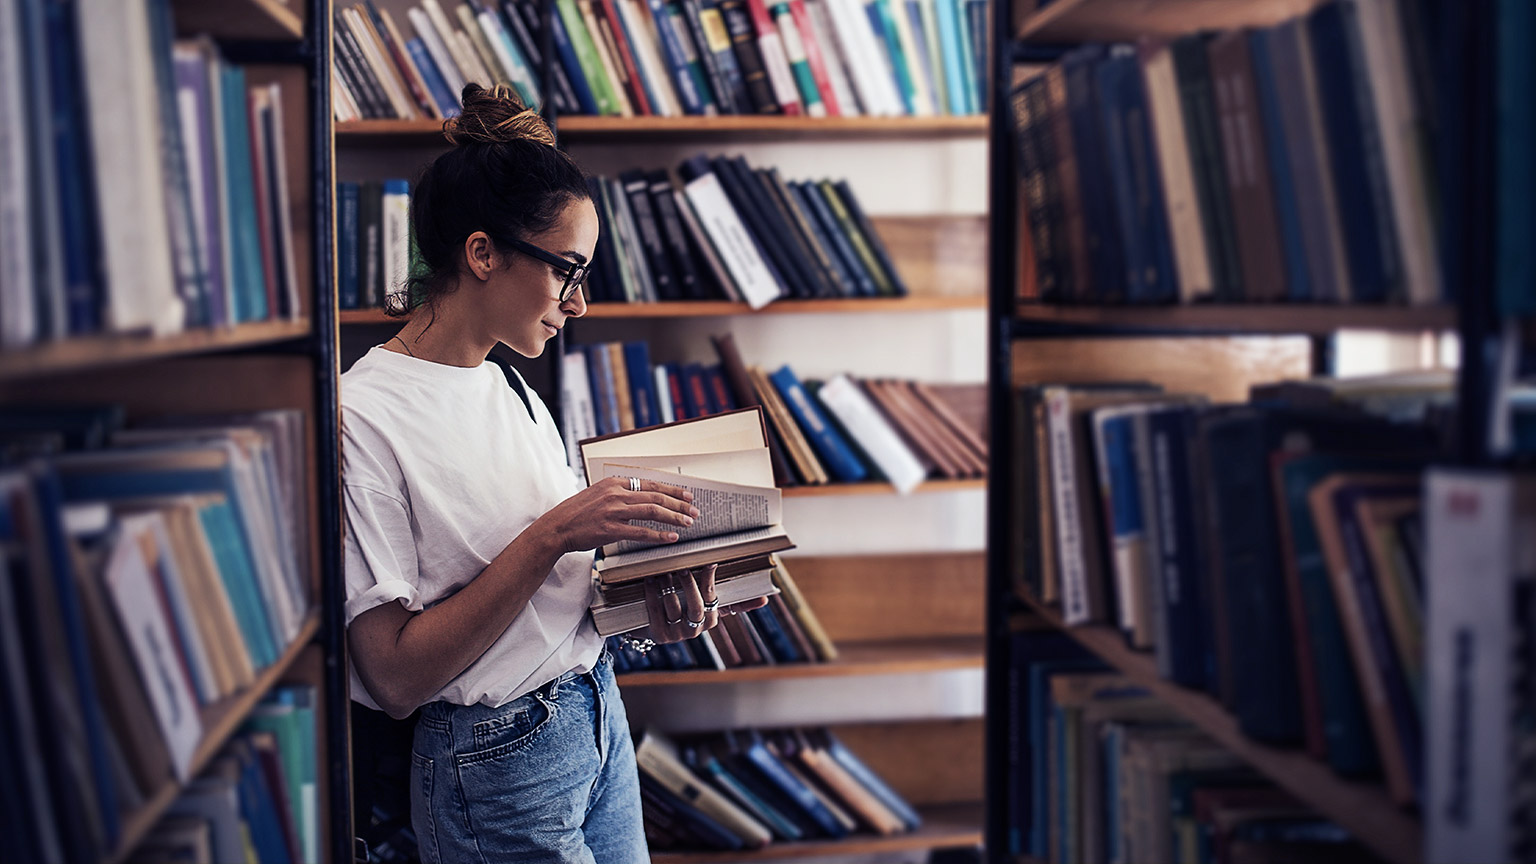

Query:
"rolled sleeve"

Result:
[[343, 482, 424, 627]]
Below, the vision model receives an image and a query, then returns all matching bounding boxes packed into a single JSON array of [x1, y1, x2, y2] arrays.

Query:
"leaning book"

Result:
[[580, 407, 796, 587]]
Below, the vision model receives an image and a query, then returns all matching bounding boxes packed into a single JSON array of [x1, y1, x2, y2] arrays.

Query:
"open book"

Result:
[[581, 407, 795, 586]]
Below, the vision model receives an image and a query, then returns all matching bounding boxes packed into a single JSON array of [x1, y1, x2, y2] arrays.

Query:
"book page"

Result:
[[599, 524, 790, 568], [600, 463, 782, 555], [587, 447, 774, 487], [579, 408, 768, 478]]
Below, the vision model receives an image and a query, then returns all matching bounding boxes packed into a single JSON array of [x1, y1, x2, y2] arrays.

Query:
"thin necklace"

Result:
[[390, 335, 416, 357]]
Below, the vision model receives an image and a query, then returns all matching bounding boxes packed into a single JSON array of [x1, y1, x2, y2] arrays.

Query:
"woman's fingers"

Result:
[[642, 574, 667, 642], [697, 564, 719, 631], [678, 568, 706, 633]]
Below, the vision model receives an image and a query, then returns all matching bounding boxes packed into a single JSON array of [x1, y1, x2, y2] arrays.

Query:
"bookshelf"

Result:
[[340, 295, 984, 323], [984, 0, 1493, 862], [0, 0, 348, 860], [616, 634, 984, 686], [338, 115, 990, 142], [650, 802, 985, 862]]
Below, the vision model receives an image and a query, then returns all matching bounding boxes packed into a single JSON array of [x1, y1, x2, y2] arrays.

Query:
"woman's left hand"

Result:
[[636, 564, 770, 644]]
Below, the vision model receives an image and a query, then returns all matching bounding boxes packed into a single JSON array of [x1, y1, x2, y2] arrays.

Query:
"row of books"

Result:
[[585, 157, 907, 305], [1010, 374, 1454, 814], [1010, 0, 1443, 306], [331, 0, 987, 121], [130, 686, 320, 864], [0, 0, 304, 350], [1006, 629, 1372, 864], [634, 725, 921, 851], [604, 556, 837, 669], [0, 411, 311, 863], [559, 333, 986, 490]]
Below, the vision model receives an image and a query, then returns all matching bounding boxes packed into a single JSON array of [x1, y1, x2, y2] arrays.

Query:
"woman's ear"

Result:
[[463, 231, 498, 281]]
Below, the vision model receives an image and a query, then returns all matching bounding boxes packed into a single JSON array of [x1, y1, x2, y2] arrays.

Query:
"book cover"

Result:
[[768, 365, 868, 483], [637, 728, 773, 846], [1093, 47, 1177, 302], [644, 0, 715, 113], [745, 167, 838, 298], [678, 155, 784, 307], [1170, 34, 1242, 299], [719, 0, 780, 113], [710, 156, 811, 298], [620, 169, 679, 298]]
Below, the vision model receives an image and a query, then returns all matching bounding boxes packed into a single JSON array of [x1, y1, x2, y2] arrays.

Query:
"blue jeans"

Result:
[[410, 651, 647, 864]]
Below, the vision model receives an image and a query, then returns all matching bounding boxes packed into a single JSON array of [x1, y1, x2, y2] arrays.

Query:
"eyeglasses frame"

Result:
[[509, 238, 591, 303]]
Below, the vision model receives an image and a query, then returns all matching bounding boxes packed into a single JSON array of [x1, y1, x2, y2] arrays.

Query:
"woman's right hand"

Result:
[[536, 476, 700, 554]]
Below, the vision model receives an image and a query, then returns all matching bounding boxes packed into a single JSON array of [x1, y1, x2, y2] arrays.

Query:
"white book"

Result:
[[654, 365, 675, 423], [379, 7, 441, 118], [424, 0, 488, 89], [1353, 0, 1440, 306], [773, 4, 822, 115], [884, 0, 933, 115], [1425, 470, 1536, 864], [825, 0, 899, 115], [78, 0, 184, 335], [757, 7, 803, 114], [139, 511, 222, 704], [344, 7, 418, 119], [331, 65, 363, 122], [618, 0, 681, 116], [815, 374, 924, 493], [0, 0, 36, 347], [560, 349, 598, 482], [672, 188, 743, 302], [409, 6, 467, 98], [381, 180, 411, 297], [104, 515, 204, 781], [458, 4, 511, 83], [1044, 387, 1090, 624], [803, 0, 862, 116], [681, 169, 782, 308]]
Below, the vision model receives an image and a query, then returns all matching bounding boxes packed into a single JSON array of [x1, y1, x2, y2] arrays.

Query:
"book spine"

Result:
[[1247, 29, 1313, 301], [337, 182, 360, 309], [645, 0, 713, 113], [544, 1, 603, 113], [865, 0, 915, 114], [621, 171, 678, 297], [647, 170, 703, 298], [1208, 32, 1287, 301], [408, 7, 468, 99], [1171, 34, 1243, 300], [678, 158, 783, 307], [771, 0, 824, 116], [720, 0, 781, 113], [745, 0, 803, 114], [815, 374, 925, 492], [555, 0, 622, 114], [597, 0, 654, 112], [681, 0, 745, 113], [802, 0, 860, 115], [406, 38, 462, 118], [769, 365, 868, 482]]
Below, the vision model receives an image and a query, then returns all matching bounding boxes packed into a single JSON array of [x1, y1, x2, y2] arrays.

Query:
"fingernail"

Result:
[[689, 506, 701, 518], [682, 491, 694, 501], [665, 532, 679, 542], [681, 515, 694, 526]]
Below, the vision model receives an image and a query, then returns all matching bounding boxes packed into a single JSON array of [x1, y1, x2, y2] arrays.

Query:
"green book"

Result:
[[815, 180, 893, 295], [555, 0, 621, 115]]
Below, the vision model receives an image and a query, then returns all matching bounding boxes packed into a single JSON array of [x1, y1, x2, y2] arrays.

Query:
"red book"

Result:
[[665, 365, 689, 419], [595, 0, 654, 115], [786, 0, 839, 115], [744, 0, 803, 115]]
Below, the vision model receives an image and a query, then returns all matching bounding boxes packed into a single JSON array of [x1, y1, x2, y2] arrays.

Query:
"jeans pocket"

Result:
[[461, 693, 557, 764], [410, 751, 440, 864]]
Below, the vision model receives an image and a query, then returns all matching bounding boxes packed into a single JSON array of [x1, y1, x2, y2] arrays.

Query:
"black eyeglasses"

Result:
[[510, 238, 591, 303]]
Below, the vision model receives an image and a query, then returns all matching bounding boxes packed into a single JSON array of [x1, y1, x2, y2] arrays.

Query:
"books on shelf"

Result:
[[605, 555, 837, 663], [1009, 0, 1444, 306], [337, 178, 416, 310], [0, 10, 306, 351], [330, 0, 987, 120], [1005, 631, 1374, 863], [635, 724, 919, 851], [560, 335, 985, 490], [1010, 372, 1452, 812], [0, 410, 313, 862]]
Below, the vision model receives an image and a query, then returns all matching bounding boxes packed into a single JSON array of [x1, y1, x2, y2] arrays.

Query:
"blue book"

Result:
[[1145, 407, 1212, 690], [1028, 658, 1103, 857], [1248, 30, 1313, 301], [816, 728, 922, 830], [174, 45, 228, 327], [645, 0, 712, 114], [147, 0, 208, 329], [696, 0, 751, 112], [546, 8, 602, 115], [405, 38, 461, 118], [903, 0, 939, 113], [44, 0, 103, 334], [234, 742, 292, 864], [219, 64, 269, 322], [638, 773, 744, 849], [768, 365, 868, 483], [932, 0, 969, 115], [694, 749, 804, 840], [585, 344, 621, 436], [962, 0, 985, 109], [656, 640, 696, 670], [1093, 48, 1176, 302], [740, 730, 848, 837], [746, 604, 801, 662], [791, 182, 877, 296], [868, 0, 915, 114], [1061, 45, 1123, 301], [200, 500, 280, 669], [621, 342, 661, 428], [1305, 1, 1400, 302], [337, 183, 360, 309]]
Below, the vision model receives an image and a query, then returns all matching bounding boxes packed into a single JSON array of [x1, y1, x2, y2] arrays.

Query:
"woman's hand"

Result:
[[636, 564, 771, 644], [536, 476, 699, 554]]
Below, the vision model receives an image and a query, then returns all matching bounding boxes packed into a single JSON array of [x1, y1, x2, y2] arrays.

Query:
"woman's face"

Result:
[[491, 196, 599, 358]]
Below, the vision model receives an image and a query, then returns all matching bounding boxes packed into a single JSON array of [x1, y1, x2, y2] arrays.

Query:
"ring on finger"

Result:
[[664, 614, 685, 626], [703, 596, 719, 613], [629, 477, 641, 493], [660, 585, 678, 597], [684, 615, 704, 629]]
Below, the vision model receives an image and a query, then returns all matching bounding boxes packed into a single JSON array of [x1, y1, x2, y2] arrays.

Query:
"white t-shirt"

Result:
[[340, 346, 602, 711]]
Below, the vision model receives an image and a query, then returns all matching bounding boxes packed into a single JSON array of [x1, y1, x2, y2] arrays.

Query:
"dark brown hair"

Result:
[[388, 84, 589, 317]]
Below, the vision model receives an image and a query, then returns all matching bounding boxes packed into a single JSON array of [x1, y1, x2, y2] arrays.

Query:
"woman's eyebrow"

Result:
[[561, 250, 589, 265]]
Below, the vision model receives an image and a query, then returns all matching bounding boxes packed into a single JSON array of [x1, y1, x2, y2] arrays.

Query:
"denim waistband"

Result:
[[420, 650, 610, 725]]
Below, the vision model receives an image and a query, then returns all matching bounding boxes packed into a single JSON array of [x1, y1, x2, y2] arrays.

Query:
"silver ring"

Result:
[[663, 614, 684, 626], [703, 597, 719, 612], [629, 477, 641, 493], [660, 585, 678, 597], [684, 615, 704, 629]]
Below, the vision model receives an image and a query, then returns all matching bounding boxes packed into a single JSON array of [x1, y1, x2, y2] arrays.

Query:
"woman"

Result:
[[341, 84, 760, 863]]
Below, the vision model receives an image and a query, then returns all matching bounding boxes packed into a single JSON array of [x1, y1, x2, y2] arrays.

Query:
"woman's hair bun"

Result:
[[441, 83, 556, 148]]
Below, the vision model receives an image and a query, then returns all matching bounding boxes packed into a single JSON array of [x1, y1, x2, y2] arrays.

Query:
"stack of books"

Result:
[[635, 725, 921, 851], [1011, 373, 1452, 810], [560, 332, 987, 489], [331, 0, 988, 120], [134, 686, 321, 864], [1010, 0, 1442, 305], [1, 3, 305, 349], [585, 157, 906, 306], [1005, 628, 1372, 863], [0, 410, 312, 862], [606, 555, 837, 671]]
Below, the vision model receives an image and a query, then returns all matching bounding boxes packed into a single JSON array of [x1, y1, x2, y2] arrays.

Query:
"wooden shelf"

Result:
[[0, 320, 311, 383], [171, 0, 303, 40], [617, 636, 983, 686], [783, 477, 985, 497], [1017, 0, 1325, 42], [1014, 593, 1420, 864], [650, 801, 982, 862], [109, 612, 322, 864], [339, 297, 982, 325], [1012, 303, 1455, 336], [336, 116, 989, 144]]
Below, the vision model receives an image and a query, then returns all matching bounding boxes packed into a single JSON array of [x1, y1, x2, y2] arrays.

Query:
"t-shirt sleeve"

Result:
[[343, 483, 424, 627]]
